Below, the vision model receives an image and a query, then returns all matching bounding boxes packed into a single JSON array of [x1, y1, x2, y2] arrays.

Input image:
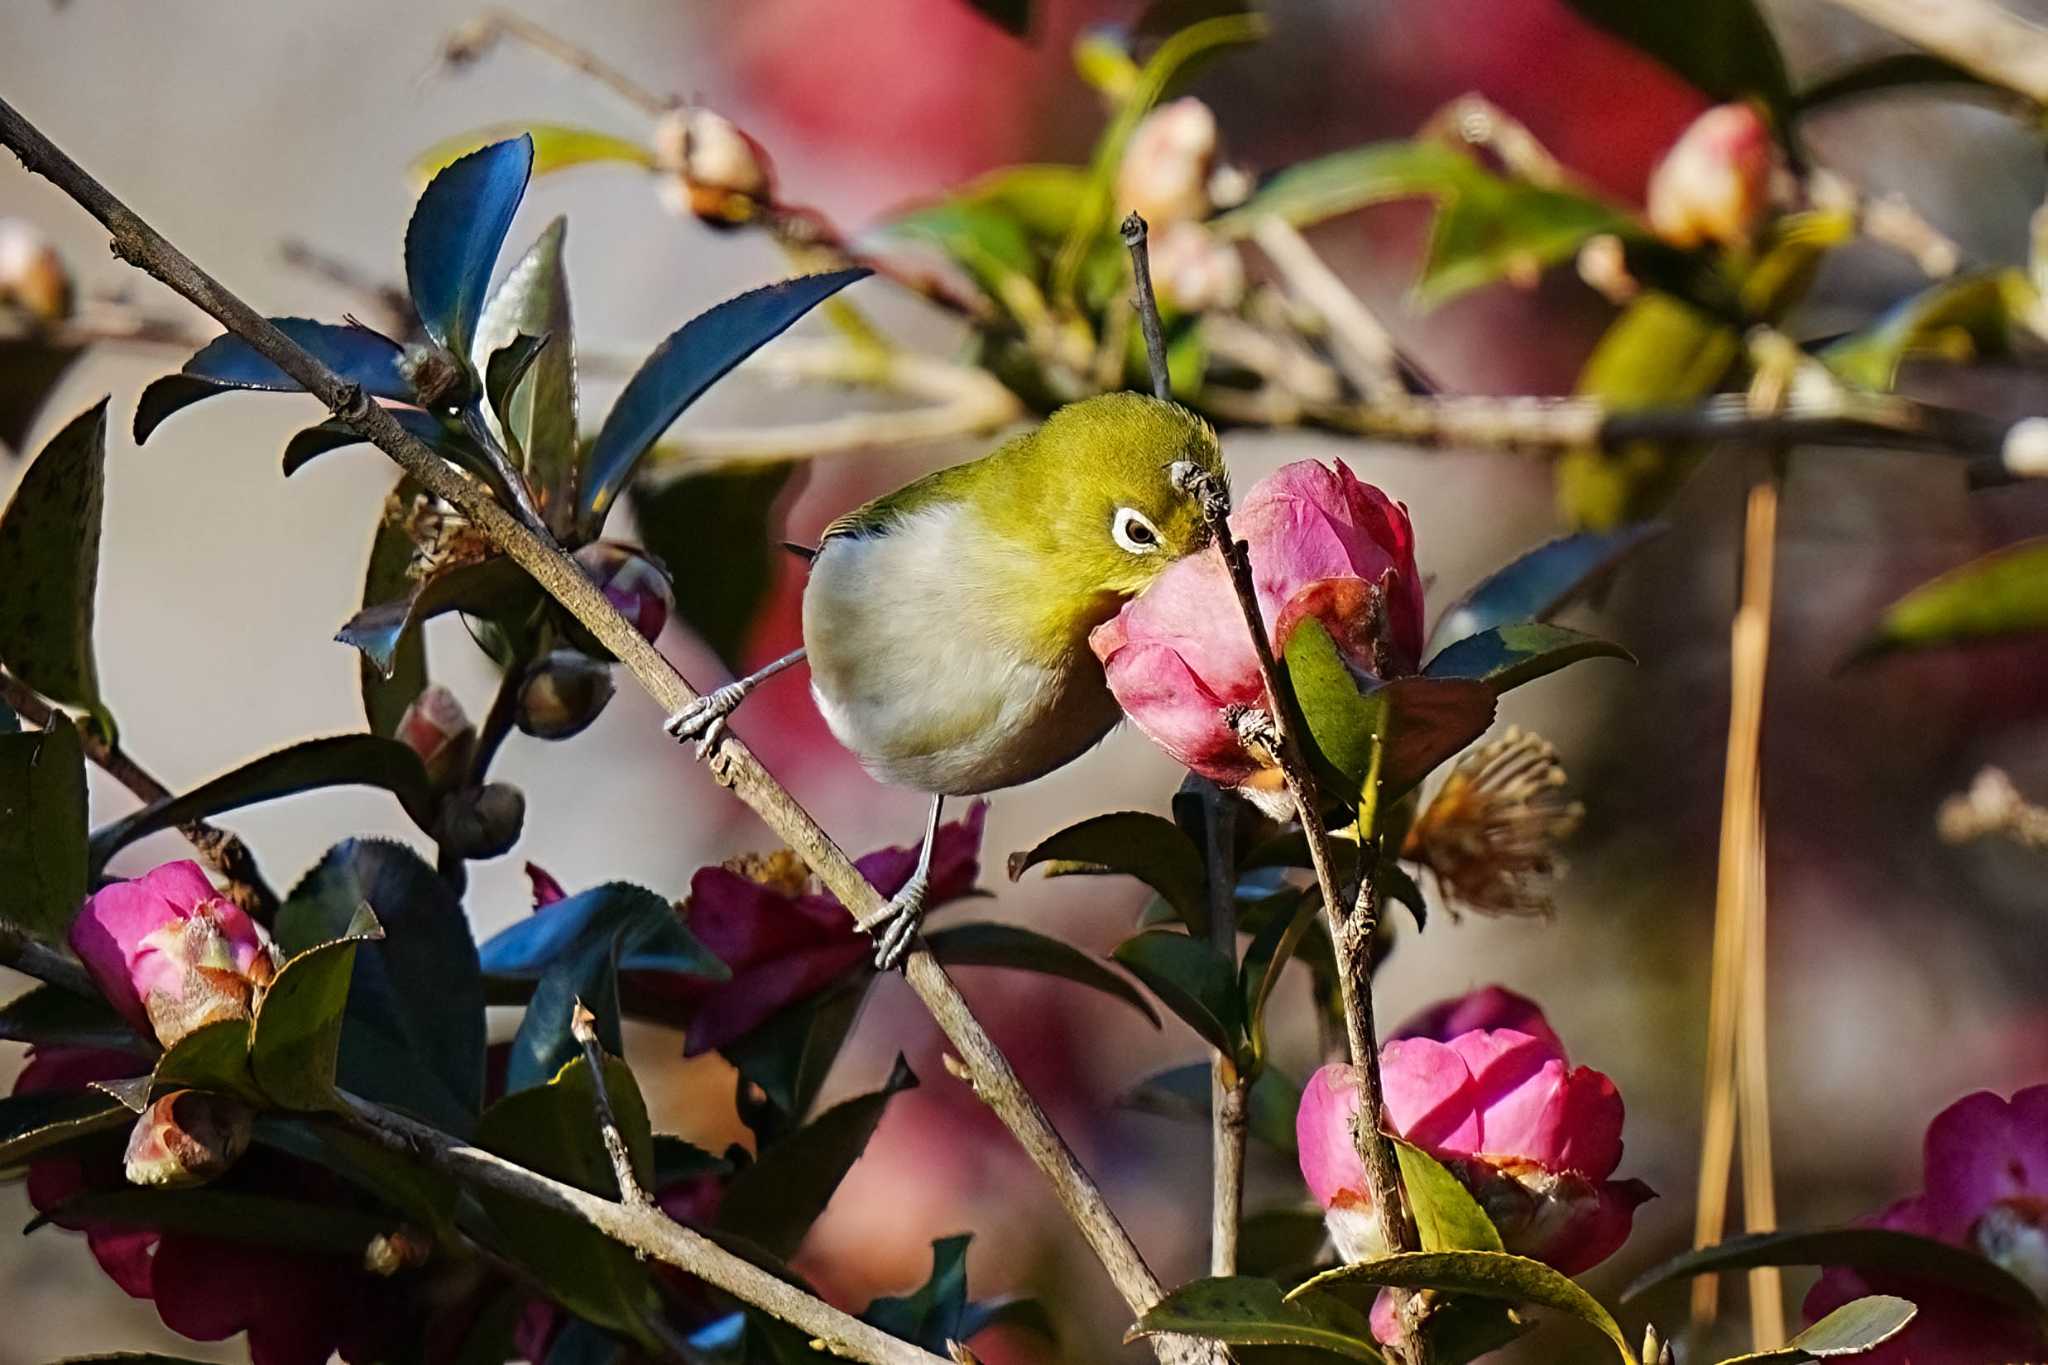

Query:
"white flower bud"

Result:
[[653, 107, 772, 227], [1645, 104, 1775, 251], [1117, 97, 1218, 227], [0, 219, 73, 324], [1149, 220, 1244, 313]]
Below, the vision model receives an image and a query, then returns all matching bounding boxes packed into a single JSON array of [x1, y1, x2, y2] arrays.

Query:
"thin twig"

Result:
[[571, 999, 655, 1211], [1817, 0, 2048, 106], [443, 8, 676, 115], [0, 94, 1185, 1357], [1200, 782, 1247, 1279], [0, 921, 97, 997], [1250, 217, 1406, 405], [1121, 215, 1174, 400]]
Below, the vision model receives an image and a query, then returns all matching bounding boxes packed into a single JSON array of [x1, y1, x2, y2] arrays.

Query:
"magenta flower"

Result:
[[69, 859, 279, 1048], [573, 540, 674, 643], [1804, 1085, 2048, 1363], [1090, 459, 1424, 792], [1390, 985, 1563, 1054]]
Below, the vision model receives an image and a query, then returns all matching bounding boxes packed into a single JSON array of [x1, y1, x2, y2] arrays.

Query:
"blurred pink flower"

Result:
[[69, 859, 278, 1047], [574, 540, 674, 642], [1804, 1085, 2048, 1363], [1645, 102, 1775, 251], [1391, 985, 1562, 1054], [1091, 459, 1423, 792]]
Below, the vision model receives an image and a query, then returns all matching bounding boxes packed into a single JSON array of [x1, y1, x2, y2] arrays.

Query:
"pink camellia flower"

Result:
[[574, 540, 674, 643], [1091, 459, 1424, 797], [69, 860, 280, 1048], [1644, 102, 1775, 251], [1298, 1010, 1651, 1289], [1803, 1085, 2048, 1363], [1390, 984, 1562, 1055]]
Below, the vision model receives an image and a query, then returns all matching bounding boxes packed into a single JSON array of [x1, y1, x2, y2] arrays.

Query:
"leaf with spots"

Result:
[[0, 399, 110, 727]]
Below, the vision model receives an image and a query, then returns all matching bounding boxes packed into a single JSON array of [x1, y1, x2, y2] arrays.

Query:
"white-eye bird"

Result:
[[666, 391, 1226, 966]]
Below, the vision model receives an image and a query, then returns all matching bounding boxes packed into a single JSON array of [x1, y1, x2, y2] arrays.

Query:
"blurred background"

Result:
[[5, 0, 2048, 1360]]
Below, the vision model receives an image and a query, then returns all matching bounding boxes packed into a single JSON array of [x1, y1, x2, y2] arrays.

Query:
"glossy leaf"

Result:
[[480, 881, 727, 980], [476, 218, 579, 515], [1295, 1251, 1636, 1363], [0, 983, 139, 1052], [1113, 930, 1240, 1055], [0, 715, 87, 940], [1423, 623, 1634, 693], [715, 1057, 918, 1261], [629, 459, 795, 669], [90, 734, 438, 867], [1561, 0, 1794, 122], [1425, 523, 1666, 659], [1797, 53, 2005, 114], [1822, 271, 2028, 392], [0, 1085, 133, 1166], [1126, 1276, 1385, 1362], [577, 270, 868, 536], [1286, 617, 1386, 796], [508, 928, 623, 1095], [0, 400, 108, 719], [1849, 538, 2048, 663], [134, 320, 411, 443], [1720, 1296, 1917, 1364], [248, 906, 381, 1112], [338, 554, 539, 678], [0, 337, 86, 454], [1622, 1226, 2044, 1317], [1008, 811, 1210, 936], [280, 407, 452, 478], [1393, 1138, 1504, 1252], [150, 1017, 260, 1105], [405, 135, 534, 361], [357, 476, 428, 736], [922, 920, 1159, 1025], [719, 977, 872, 1127], [1121, 1061, 1302, 1155]]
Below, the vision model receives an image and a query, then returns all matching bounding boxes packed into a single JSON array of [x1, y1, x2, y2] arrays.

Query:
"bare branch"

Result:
[[442, 9, 675, 116], [571, 1000, 654, 1212], [1199, 782, 1247, 1278], [0, 921, 97, 999], [1121, 214, 1174, 399], [1818, 0, 2048, 106], [1250, 217, 1407, 404]]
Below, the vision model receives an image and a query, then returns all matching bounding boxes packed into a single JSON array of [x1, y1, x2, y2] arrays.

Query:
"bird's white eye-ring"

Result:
[[1113, 507, 1164, 555]]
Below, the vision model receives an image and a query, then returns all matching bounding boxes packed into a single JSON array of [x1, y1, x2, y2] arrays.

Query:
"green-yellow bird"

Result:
[[667, 391, 1225, 965]]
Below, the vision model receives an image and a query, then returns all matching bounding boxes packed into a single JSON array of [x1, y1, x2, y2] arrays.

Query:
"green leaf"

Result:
[[715, 1056, 919, 1261], [249, 907, 381, 1112], [1008, 811, 1210, 937], [1240, 887, 1318, 1059], [476, 218, 579, 516], [1622, 1226, 2044, 1318], [0, 399, 109, 721], [1392, 1139, 1504, 1253], [629, 460, 795, 670], [0, 714, 87, 940], [1797, 53, 2008, 115], [0, 983, 141, 1052], [0, 338, 87, 457], [338, 554, 540, 679], [90, 734, 438, 868], [862, 1233, 975, 1351], [1113, 930, 1241, 1055], [254, 1115, 462, 1242], [35, 1187, 394, 1255], [1822, 271, 2030, 392], [357, 477, 429, 736], [1295, 1250, 1637, 1363], [1238, 1206, 1334, 1280], [1126, 1276, 1385, 1362], [150, 1016, 261, 1105], [718, 977, 872, 1126], [412, 124, 655, 185], [1425, 523, 1666, 659], [1848, 538, 2048, 663], [1285, 617, 1386, 795], [963, 0, 1030, 36], [1560, 0, 1794, 123], [1718, 1296, 1918, 1363], [1119, 1061, 1303, 1155], [0, 1085, 134, 1167], [923, 921, 1159, 1025], [1422, 622, 1634, 693], [506, 928, 622, 1094]]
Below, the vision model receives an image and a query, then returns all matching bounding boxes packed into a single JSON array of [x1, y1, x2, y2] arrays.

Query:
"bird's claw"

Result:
[[864, 874, 929, 971], [664, 683, 747, 760]]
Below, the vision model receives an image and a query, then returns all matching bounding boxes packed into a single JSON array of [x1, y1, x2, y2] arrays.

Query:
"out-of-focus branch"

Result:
[[1818, 0, 2048, 106], [1939, 766, 2048, 848], [1250, 217, 1406, 404], [442, 8, 676, 115]]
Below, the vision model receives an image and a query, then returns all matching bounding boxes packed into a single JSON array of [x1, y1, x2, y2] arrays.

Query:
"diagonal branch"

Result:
[[571, 999, 655, 1212], [1818, 0, 2048, 106]]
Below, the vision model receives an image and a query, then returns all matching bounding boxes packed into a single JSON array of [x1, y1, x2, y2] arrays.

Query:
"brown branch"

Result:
[[0, 921, 97, 998], [1818, 0, 2048, 106], [443, 9, 676, 116], [571, 1000, 655, 1212], [0, 93, 1184, 1355], [1200, 783, 1246, 1278]]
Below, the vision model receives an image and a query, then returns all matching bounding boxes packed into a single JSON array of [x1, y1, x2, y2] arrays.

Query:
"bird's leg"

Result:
[[857, 794, 944, 970], [664, 649, 806, 758]]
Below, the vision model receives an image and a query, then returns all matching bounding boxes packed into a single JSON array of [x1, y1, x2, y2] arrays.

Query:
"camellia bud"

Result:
[[363, 1226, 434, 1277], [515, 650, 616, 740], [652, 107, 774, 228], [1645, 103, 1775, 251], [396, 684, 475, 792], [572, 541, 674, 643], [1148, 219, 1244, 313], [434, 782, 527, 861], [123, 1090, 253, 1188], [0, 218, 73, 324], [1116, 97, 1218, 227]]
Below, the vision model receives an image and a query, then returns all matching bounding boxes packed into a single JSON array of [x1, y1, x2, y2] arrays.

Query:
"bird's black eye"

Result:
[[1113, 507, 1163, 554]]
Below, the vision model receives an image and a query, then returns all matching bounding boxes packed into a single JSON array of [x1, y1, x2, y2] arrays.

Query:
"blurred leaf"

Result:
[[577, 270, 868, 537], [249, 906, 381, 1112], [1126, 1276, 1385, 1361], [1797, 53, 2006, 114], [1240, 887, 1318, 1058], [923, 920, 1160, 1025], [1822, 271, 2030, 391], [1238, 1207, 1332, 1280], [1393, 1138, 1504, 1252], [411, 124, 653, 185], [405, 135, 534, 361], [0, 399, 108, 720], [278, 839, 485, 1133], [134, 320, 411, 444], [0, 983, 139, 1052], [715, 1056, 918, 1261], [0, 337, 86, 454], [1379, 859, 1427, 932], [1622, 1227, 2044, 1317], [720, 977, 872, 1126], [1113, 930, 1241, 1054], [1422, 623, 1634, 693], [1009, 810, 1209, 936], [630, 460, 795, 669], [0, 714, 86, 940], [1296, 1251, 1635, 1363], [1848, 538, 2048, 662], [1560, 0, 1793, 122], [476, 218, 579, 521], [1119, 1061, 1302, 1154], [338, 555, 539, 678], [150, 1016, 261, 1105], [280, 407, 456, 478], [90, 735, 438, 868], [1719, 1296, 1918, 1363], [1742, 209, 1855, 322], [1426, 524, 1667, 659], [0, 1086, 133, 1166], [357, 476, 428, 737], [863, 1233, 973, 1349]]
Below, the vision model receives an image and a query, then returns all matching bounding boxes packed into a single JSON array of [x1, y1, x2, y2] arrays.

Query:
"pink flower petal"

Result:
[[1443, 1029, 1567, 1164], [137, 860, 219, 914], [680, 941, 872, 1056], [1391, 987, 1564, 1055], [1381, 1037, 1483, 1156], [1297, 1064, 1370, 1207], [1923, 1090, 2031, 1240]]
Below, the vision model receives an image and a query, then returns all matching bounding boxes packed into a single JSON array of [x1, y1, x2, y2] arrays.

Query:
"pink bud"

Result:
[[1645, 103, 1775, 251], [395, 684, 475, 791], [1149, 220, 1244, 313], [515, 650, 616, 740], [69, 861, 279, 1048], [1117, 98, 1218, 227], [123, 1090, 253, 1187], [0, 218, 73, 324], [573, 541, 674, 643]]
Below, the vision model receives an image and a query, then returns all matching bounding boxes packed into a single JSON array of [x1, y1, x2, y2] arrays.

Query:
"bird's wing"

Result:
[[817, 458, 984, 546]]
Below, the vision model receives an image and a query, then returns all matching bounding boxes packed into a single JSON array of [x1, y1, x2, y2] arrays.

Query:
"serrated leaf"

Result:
[[0, 983, 140, 1052], [405, 135, 534, 361], [1719, 1296, 1917, 1363], [1126, 1276, 1385, 1362], [0, 1085, 134, 1166], [280, 407, 456, 478], [1392, 1139, 1504, 1253], [337, 554, 539, 678], [1422, 622, 1634, 694], [0, 714, 87, 940], [249, 908, 381, 1112], [1295, 1250, 1636, 1363], [0, 399, 108, 718], [1561, 0, 1794, 124], [134, 320, 412, 443], [1008, 811, 1210, 936], [577, 270, 868, 536], [1113, 930, 1240, 1055], [89, 734, 438, 869], [358, 476, 428, 736], [1822, 271, 2029, 392], [475, 218, 578, 517], [923, 920, 1159, 1025], [411, 124, 654, 185], [629, 459, 796, 670], [1848, 538, 2048, 663], [150, 1016, 260, 1105], [1425, 524, 1666, 660]]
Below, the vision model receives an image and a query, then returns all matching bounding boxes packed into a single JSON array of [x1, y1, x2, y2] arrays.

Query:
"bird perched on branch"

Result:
[[668, 390, 1226, 966]]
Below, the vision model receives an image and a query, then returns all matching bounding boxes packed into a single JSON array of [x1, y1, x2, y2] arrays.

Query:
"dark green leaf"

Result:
[[133, 321, 413, 444], [337, 555, 539, 679], [357, 477, 428, 736], [476, 218, 579, 513], [1378, 860, 1426, 932], [923, 920, 1159, 1025], [1622, 1226, 2043, 1317], [0, 1086, 133, 1167], [1126, 1276, 1385, 1362], [715, 1056, 918, 1261], [1719, 1296, 1918, 1363], [0, 399, 108, 718], [254, 1116, 462, 1241], [863, 1233, 974, 1350], [577, 270, 868, 537], [1393, 1139, 1503, 1253], [1008, 811, 1209, 936], [0, 337, 86, 455], [479, 881, 726, 979], [0, 983, 141, 1052], [505, 928, 621, 1094], [1119, 1061, 1302, 1154], [90, 734, 438, 868], [150, 1017, 260, 1105], [1561, 0, 1793, 122], [629, 459, 796, 669], [1422, 623, 1634, 694], [279, 407, 455, 479], [1425, 524, 1666, 659], [1238, 1207, 1333, 1281], [1822, 271, 2028, 392], [719, 977, 872, 1125], [406, 136, 534, 361], [1296, 1251, 1635, 1362], [1848, 538, 2048, 663], [1113, 930, 1240, 1054], [1240, 887, 1318, 1058], [1798, 53, 2009, 114], [0, 714, 87, 940], [1421, 1298, 1530, 1365], [36, 1188, 392, 1256], [249, 907, 381, 1112]]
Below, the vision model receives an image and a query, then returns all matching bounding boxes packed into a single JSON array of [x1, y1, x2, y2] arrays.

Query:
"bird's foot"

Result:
[[664, 682, 749, 760], [862, 873, 929, 971]]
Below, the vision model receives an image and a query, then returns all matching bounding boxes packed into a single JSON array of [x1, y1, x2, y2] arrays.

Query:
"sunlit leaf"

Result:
[[1288, 620, 1497, 803], [1393, 1139, 1504, 1253], [1009, 810, 1210, 936], [1427, 524, 1666, 659], [1113, 929, 1240, 1054], [1422, 623, 1634, 693], [923, 920, 1160, 1025], [0, 1085, 133, 1166], [150, 1016, 261, 1105], [405, 135, 534, 362], [629, 460, 796, 669], [134, 320, 411, 444], [1296, 1250, 1636, 1363], [1561, 0, 1794, 123], [1848, 538, 2048, 663], [1719, 1296, 1918, 1363], [411, 124, 654, 186], [248, 906, 380, 1112], [0, 714, 86, 941], [1622, 1227, 2044, 1318], [0, 399, 108, 720], [1822, 271, 2030, 392], [1126, 1276, 1385, 1362], [476, 217, 579, 518]]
